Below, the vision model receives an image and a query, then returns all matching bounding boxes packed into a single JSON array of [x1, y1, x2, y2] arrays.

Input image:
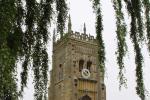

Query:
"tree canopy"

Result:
[[0, 0, 150, 100]]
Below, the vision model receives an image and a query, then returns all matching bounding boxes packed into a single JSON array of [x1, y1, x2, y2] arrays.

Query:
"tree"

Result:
[[0, 0, 54, 99], [0, 0, 149, 100]]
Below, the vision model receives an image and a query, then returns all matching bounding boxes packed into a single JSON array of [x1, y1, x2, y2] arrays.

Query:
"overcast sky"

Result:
[[23, 0, 150, 100]]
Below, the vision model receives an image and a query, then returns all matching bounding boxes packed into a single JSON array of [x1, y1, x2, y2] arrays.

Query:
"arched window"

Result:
[[87, 61, 92, 72], [82, 95, 91, 100], [79, 60, 84, 72], [59, 64, 63, 80], [101, 83, 105, 90]]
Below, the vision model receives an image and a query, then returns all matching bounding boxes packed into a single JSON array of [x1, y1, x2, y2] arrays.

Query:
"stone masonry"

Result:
[[48, 30, 106, 100]]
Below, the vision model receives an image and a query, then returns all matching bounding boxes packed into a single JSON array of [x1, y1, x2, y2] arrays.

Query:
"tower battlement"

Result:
[[70, 31, 95, 41], [54, 31, 96, 45]]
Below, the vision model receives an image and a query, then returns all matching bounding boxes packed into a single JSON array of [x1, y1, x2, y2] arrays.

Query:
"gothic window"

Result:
[[79, 60, 84, 72], [87, 61, 92, 72], [59, 64, 63, 80]]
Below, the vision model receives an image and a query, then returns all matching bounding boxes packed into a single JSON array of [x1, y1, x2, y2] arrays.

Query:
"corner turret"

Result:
[[83, 23, 86, 34], [68, 14, 72, 34]]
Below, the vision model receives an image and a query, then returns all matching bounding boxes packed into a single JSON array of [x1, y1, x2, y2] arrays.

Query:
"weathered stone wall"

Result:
[[48, 32, 106, 100]]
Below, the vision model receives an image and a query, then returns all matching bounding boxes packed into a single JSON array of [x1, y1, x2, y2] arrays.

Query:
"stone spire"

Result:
[[83, 23, 86, 34], [68, 14, 72, 33]]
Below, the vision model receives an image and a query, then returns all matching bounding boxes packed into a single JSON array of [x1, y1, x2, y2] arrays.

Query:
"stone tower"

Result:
[[48, 20, 106, 100]]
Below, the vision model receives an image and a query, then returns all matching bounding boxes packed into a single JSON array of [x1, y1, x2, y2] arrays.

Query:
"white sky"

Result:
[[23, 0, 150, 100]]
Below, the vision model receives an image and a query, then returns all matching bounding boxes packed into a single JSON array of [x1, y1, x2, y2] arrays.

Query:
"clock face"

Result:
[[81, 68, 91, 79]]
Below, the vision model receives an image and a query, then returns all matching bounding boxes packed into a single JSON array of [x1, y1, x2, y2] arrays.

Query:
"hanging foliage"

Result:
[[112, 0, 127, 89], [124, 0, 145, 99], [32, 40, 43, 100], [91, 0, 105, 75], [56, 0, 68, 37], [0, 47, 18, 100], [20, 0, 37, 95], [131, 15, 145, 100], [32, 0, 53, 99], [0, 0, 19, 99], [142, 0, 150, 53], [15, 0, 28, 95], [132, 0, 144, 41], [1, 0, 54, 99]]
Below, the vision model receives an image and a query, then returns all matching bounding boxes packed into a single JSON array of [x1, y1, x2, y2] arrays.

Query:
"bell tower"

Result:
[[48, 21, 106, 100]]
